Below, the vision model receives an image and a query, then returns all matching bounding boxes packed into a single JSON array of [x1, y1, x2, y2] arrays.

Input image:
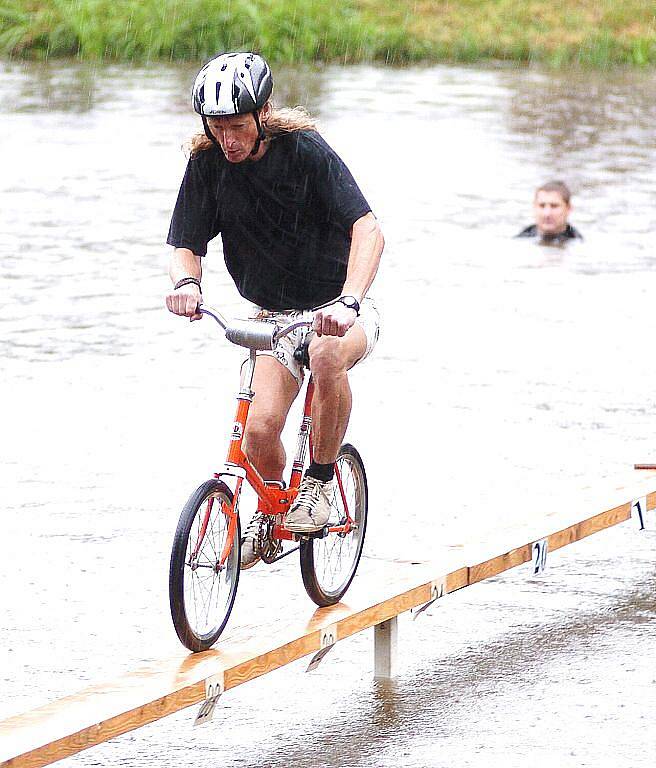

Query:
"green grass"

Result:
[[0, 0, 425, 62], [1, 0, 655, 65], [358, 0, 656, 66]]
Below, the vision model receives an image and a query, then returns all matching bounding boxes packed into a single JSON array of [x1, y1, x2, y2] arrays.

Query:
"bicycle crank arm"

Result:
[[267, 545, 300, 563], [294, 525, 330, 541]]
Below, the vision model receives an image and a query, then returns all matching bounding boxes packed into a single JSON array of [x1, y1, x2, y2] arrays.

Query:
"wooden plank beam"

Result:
[[1, 472, 654, 768], [467, 502, 632, 584]]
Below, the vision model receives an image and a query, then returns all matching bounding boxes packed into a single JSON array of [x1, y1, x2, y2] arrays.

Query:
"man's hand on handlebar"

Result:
[[313, 301, 357, 338], [166, 285, 203, 322]]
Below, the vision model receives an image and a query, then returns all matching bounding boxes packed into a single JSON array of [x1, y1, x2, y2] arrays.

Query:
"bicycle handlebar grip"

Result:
[[225, 320, 277, 351]]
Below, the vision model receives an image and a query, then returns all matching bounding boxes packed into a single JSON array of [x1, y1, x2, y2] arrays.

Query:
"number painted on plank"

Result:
[[205, 677, 224, 700], [430, 577, 446, 602], [194, 672, 224, 727], [631, 496, 647, 530], [532, 538, 548, 575], [320, 625, 337, 648], [412, 576, 447, 620], [306, 626, 338, 672]]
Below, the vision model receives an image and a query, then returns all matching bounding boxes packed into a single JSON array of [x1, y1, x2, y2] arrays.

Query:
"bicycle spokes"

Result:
[[333, 463, 354, 529], [170, 481, 240, 650], [299, 445, 368, 606], [191, 496, 214, 561]]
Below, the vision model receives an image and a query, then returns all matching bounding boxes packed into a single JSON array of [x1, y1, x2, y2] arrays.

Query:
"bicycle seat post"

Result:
[[239, 349, 257, 399]]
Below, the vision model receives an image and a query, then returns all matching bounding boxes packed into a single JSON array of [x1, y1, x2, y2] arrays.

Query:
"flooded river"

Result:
[[1, 61, 655, 766]]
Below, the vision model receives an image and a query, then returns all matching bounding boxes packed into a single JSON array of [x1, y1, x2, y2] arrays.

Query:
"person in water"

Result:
[[516, 181, 583, 244]]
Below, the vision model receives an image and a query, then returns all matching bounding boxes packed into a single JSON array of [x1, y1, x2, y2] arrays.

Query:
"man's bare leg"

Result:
[[241, 355, 299, 480], [240, 355, 299, 568], [284, 325, 366, 533], [309, 325, 367, 463]]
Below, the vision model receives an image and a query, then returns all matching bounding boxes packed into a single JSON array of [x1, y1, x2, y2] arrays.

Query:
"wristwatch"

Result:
[[337, 295, 360, 315]]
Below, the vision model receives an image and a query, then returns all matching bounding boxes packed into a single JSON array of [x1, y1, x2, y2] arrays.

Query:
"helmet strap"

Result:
[[202, 116, 222, 151], [250, 110, 266, 156]]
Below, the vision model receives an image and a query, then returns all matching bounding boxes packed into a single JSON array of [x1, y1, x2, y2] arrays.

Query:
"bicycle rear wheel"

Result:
[[299, 443, 368, 607], [169, 479, 240, 652]]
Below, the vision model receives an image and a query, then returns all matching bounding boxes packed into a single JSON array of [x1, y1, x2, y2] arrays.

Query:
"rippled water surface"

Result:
[[1, 62, 655, 767]]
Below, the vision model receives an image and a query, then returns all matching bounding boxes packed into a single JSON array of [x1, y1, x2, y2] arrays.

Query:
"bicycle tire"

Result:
[[299, 443, 368, 607], [169, 479, 241, 652]]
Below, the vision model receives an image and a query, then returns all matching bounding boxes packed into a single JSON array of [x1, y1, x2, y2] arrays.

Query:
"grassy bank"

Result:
[[1, 0, 655, 66]]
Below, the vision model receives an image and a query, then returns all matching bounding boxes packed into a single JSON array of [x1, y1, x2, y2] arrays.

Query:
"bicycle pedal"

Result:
[[296, 525, 329, 541]]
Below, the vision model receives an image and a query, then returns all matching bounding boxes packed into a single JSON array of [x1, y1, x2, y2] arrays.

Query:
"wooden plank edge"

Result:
[[468, 501, 633, 584], [224, 566, 470, 690], [0, 682, 205, 768], [2, 486, 653, 768], [547, 503, 630, 552], [0, 567, 470, 768]]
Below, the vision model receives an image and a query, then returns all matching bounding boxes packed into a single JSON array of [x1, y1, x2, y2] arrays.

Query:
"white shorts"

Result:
[[251, 298, 380, 387]]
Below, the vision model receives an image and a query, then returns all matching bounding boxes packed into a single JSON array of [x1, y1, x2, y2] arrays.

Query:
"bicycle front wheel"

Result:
[[169, 479, 240, 652], [300, 443, 368, 607]]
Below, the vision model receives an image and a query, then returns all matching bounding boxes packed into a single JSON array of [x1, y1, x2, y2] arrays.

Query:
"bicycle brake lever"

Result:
[[273, 319, 314, 344], [198, 304, 229, 330]]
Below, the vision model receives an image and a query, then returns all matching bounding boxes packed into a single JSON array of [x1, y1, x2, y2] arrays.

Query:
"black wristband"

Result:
[[174, 277, 202, 292], [337, 295, 360, 315]]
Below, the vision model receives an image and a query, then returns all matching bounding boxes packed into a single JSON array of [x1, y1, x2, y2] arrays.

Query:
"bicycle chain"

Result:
[[259, 516, 283, 564]]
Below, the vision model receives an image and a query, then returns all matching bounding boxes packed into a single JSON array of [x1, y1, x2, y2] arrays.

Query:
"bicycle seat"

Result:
[[293, 341, 311, 370]]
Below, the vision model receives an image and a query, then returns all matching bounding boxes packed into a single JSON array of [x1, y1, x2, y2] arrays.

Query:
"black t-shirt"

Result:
[[167, 131, 372, 310], [515, 223, 583, 243]]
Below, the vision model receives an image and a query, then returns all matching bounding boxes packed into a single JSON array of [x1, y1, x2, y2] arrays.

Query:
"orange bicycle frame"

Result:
[[197, 348, 354, 564]]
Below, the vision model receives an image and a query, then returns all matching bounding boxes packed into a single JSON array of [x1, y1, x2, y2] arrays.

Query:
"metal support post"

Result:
[[374, 617, 398, 679]]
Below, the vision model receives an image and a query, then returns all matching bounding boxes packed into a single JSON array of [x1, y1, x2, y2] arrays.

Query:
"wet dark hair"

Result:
[[189, 101, 317, 157], [535, 180, 572, 204]]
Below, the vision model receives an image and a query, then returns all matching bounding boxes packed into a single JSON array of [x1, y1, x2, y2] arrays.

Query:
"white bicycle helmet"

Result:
[[192, 52, 273, 156], [192, 52, 273, 116]]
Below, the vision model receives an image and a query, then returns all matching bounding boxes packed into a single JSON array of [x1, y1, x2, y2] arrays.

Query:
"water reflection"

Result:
[[1, 60, 331, 116], [504, 68, 656, 162], [1, 61, 86, 112]]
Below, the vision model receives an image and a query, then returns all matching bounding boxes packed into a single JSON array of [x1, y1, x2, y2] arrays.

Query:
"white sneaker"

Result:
[[240, 512, 263, 570], [285, 476, 335, 533]]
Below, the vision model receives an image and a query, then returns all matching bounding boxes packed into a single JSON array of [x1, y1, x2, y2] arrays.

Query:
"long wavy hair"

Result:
[[189, 102, 317, 156]]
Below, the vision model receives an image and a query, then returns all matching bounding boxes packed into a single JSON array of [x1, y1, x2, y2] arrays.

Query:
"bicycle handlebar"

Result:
[[198, 304, 313, 351], [197, 305, 229, 329]]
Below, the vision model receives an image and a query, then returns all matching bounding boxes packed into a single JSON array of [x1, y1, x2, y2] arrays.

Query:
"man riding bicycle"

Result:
[[165, 52, 384, 570]]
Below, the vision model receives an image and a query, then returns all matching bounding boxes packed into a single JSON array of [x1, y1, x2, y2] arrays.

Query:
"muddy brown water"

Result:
[[1, 61, 655, 767]]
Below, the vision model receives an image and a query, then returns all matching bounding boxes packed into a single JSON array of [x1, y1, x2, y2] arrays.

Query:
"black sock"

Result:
[[306, 461, 334, 482]]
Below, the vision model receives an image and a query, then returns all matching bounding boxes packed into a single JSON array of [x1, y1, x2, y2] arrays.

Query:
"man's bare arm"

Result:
[[166, 247, 203, 320], [314, 212, 384, 337], [342, 212, 385, 302], [169, 247, 202, 284]]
